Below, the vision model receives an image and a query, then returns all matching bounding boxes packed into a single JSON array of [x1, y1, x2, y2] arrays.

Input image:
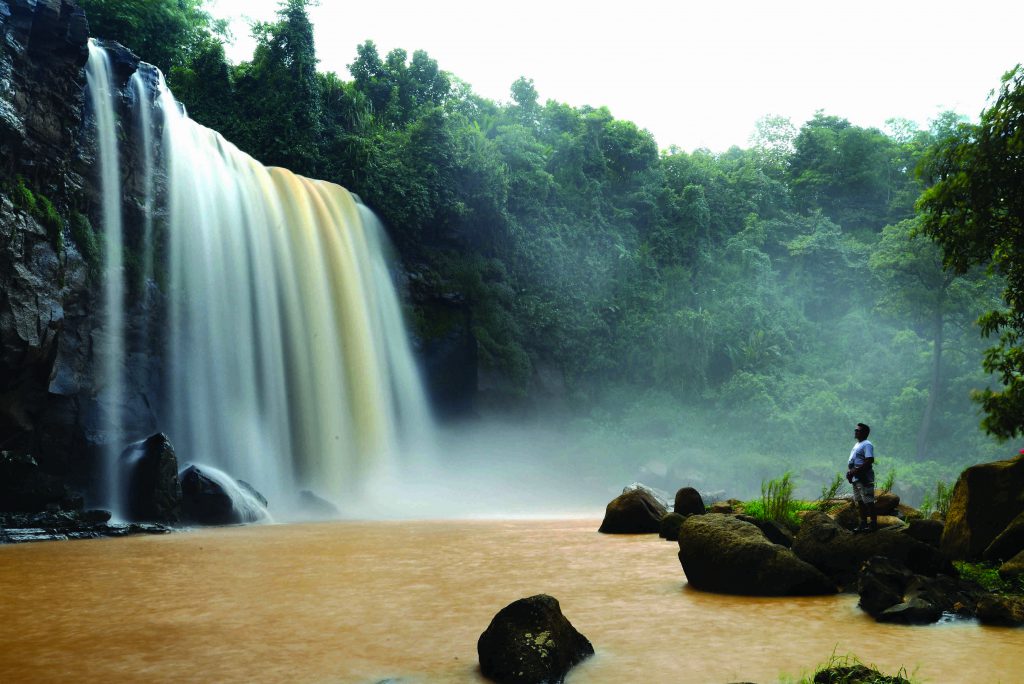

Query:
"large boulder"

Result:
[[941, 456, 1024, 560], [999, 549, 1024, 581], [735, 514, 794, 547], [180, 465, 269, 525], [0, 450, 70, 512], [659, 512, 685, 541], [477, 594, 593, 684], [793, 512, 951, 587], [976, 594, 1024, 627], [598, 487, 667, 534], [903, 518, 944, 548], [857, 556, 981, 625], [983, 511, 1024, 562], [677, 514, 834, 596], [119, 433, 182, 523], [673, 487, 705, 516]]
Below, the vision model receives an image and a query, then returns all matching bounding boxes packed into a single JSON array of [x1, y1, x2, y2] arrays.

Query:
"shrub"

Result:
[[880, 467, 896, 494], [954, 561, 1024, 595], [11, 175, 36, 212], [70, 211, 101, 277], [817, 472, 847, 511], [920, 480, 953, 519]]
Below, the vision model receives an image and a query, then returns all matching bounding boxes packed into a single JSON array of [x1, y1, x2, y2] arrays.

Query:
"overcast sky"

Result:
[[206, 0, 1024, 152]]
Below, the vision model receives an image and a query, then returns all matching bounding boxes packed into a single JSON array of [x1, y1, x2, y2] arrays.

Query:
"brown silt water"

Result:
[[1, 519, 1021, 682]]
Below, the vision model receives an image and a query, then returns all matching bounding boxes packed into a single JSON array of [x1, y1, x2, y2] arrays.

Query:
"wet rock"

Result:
[[983, 511, 1024, 562], [709, 500, 737, 514], [877, 597, 944, 625], [832, 501, 904, 530], [677, 514, 835, 596], [735, 514, 794, 547], [598, 487, 667, 534], [180, 465, 269, 525], [998, 550, 1024, 581], [120, 433, 182, 523], [659, 512, 684, 541], [297, 489, 339, 519], [857, 555, 982, 624], [875, 492, 900, 516], [941, 456, 1024, 560], [857, 556, 913, 616], [976, 594, 1024, 627], [793, 512, 951, 587], [0, 450, 76, 512], [673, 486, 705, 516], [0, 508, 170, 544], [477, 594, 593, 684], [903, 518, 944, 548]]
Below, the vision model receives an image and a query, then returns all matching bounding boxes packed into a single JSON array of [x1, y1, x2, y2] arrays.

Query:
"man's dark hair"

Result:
[[857, 422, 870, 437]]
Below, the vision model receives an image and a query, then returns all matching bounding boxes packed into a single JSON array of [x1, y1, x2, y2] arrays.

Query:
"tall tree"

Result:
[[917, 65, 1024, 439]]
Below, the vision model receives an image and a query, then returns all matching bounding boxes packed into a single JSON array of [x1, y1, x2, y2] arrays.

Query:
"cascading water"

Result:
[[86, 44, 433, 519], [86, 41, 125, 514]]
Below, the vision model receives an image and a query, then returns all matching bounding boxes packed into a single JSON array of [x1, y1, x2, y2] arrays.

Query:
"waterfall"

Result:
[[86, 41, 125, 514], [85, 45, 434, 519]]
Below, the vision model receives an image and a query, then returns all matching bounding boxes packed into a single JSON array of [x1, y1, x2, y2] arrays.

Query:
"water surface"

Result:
[[1, 519, 1020, 682]]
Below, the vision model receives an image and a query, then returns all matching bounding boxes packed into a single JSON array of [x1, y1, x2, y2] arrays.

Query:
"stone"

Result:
[[876, 597, 944, 625], [673, 486, 705, 516], [941, 456, 1024, 560], [875, 492, 900, 515], [983, 510, 1024, 562], [477, 594, 593, 684], [180, 465, 269, 526], [857, 556, 913, 617], [297, 489, 339, 519], [709, 501, 735, 514], [120, 433, 182, 523], [677, 514, 835, 596], [998, 549, 1024, 581], [659, 512, 684, 541], [598, 487, 667, 534], [793, 512, 952, 587], [903, 518, 944, 548], [0, 450, 71, 512], [976, 594, 1024, 627], [735, 514, 794, 547]]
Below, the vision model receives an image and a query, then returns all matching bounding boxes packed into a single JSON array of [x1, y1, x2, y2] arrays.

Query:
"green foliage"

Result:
[[917, 65, 1024, 439], [818, 473, 847, 510], [789, 652, 913, 684], [34, 193, 64, 252], [760, 471, 795, 524], [11, 174, 35, 212], [919, 479, 953, 518], [70, 211, 101, 277], [879, 468, 896, 494], [954, 561, 1024, 595]]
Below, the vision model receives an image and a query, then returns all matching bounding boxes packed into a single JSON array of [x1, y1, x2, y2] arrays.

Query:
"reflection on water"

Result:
[[0, 519, 1021, 682]]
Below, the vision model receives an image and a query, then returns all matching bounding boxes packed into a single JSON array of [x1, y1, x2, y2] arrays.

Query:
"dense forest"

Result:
[[77, 0, 1024, 498]]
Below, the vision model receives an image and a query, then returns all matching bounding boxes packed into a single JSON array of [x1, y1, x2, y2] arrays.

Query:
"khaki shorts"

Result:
[[852, 479, 875, 504]]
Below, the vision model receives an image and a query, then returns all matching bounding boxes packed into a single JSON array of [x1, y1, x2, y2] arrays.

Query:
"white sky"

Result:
[[206, 0, 1024, 152]]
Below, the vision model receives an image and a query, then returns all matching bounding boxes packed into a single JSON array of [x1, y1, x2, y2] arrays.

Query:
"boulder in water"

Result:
[[477, 594, 593, 684], [659, 512, 685, 541], [857, 556, 980, 624], [598, 487, 667, 534], [179, 465, 269, 525], [120, 433, 182, 523], [735, 514, 794, 547], [673, 486, 705, 516], [941, 456, 1024, 560], [976, 594, 1024, 627], [297, 489, 339, 519], [677, 514, 834, 596]]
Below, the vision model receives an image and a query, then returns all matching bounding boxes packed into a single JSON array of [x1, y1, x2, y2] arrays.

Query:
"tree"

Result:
[[79, 0, 225, 75], [917, 65, 1024, 439], [870, 219, 990, 457]]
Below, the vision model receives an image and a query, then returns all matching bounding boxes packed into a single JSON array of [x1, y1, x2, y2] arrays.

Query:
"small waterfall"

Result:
[[85, 45, 435, 518], [86, 41, 125, 514], [129, 68, 157, 293]]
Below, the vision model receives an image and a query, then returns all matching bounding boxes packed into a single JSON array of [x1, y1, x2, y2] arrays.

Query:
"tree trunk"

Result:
[[916, 307, 944, 460]]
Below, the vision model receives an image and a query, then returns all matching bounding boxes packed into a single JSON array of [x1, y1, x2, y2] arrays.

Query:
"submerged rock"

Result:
[[677, 514, 834, 596], [179, 465, 269, 525], [0, 509, 170, 544], [857, 556, 982, 624], [598, 487, 667, 534], [477, 594, 593, 684], [120, 433, 182, 523]]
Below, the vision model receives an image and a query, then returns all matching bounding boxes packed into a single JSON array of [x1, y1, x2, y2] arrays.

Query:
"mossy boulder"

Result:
[[477, 594, 593, 684], [677, 514, 835, 596], [998, 549, 1024, 581], [941, 456, 1024, 560], [983, 510, 1024, 562], [659, 512, 685, 541], [793, 512, 951, 587], [976, 594, 1024, 627], [598, 487, 667, 534]]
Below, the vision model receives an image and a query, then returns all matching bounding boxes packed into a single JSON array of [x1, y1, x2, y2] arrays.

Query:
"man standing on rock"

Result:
[[847, 422, 877, 533]]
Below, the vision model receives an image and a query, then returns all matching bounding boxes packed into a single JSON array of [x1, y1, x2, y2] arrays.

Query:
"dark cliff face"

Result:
[[0, 0, 161, 498]]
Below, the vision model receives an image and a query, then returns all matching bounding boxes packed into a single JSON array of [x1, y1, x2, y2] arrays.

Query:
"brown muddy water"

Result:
[[0, 518, 1021, 683]]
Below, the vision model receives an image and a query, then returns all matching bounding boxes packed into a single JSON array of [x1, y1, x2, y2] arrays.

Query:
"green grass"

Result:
[[743, 473, 820, 528], [954, 561, 1024, 595], [780, 652, 915, 684]]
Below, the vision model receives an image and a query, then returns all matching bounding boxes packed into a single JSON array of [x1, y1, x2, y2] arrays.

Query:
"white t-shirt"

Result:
[[847, 440, 875, 482]]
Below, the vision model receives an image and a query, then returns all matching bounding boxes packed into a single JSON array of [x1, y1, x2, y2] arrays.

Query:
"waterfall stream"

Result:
[[86, 43, 433, 518]]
